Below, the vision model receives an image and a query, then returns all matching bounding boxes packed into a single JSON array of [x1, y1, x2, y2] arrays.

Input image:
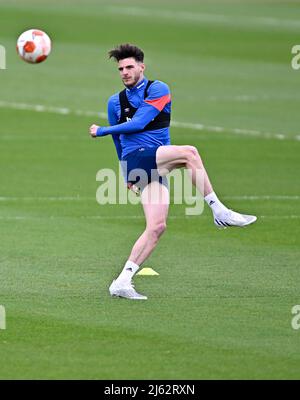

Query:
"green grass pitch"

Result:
[[0, 0, 300, 379]]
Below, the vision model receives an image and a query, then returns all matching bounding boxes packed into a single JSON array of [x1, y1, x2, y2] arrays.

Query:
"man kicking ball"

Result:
[[89, 43, 257, 300]]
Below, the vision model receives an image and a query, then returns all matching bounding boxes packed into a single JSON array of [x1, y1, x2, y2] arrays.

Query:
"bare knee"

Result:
[[185, 145, 199, 157], [147, 222, 167, 243], [182, 145, 201, 165]]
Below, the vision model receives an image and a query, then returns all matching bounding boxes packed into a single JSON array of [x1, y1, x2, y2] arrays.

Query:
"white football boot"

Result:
[[214, 209, 257, 228], [109, 280, 147, 300]]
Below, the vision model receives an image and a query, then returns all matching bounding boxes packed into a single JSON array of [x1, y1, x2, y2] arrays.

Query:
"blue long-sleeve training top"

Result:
[[96, 77, 172, 159]]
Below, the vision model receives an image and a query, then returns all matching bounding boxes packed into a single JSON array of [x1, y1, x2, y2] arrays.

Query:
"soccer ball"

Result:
[[16, 29, 51, 64]]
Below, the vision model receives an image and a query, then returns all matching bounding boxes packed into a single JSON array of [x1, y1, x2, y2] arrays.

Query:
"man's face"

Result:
[[118, 57, 145, 88]]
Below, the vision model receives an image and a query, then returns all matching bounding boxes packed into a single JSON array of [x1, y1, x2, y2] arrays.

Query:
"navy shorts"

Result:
[[122, 146, 168, 191]]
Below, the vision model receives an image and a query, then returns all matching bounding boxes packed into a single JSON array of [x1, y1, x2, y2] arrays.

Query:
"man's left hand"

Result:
[[89, 124, 99, 137]]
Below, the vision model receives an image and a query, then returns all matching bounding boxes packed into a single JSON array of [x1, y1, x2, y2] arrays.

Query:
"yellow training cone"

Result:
[[136, 268, 159, 276]]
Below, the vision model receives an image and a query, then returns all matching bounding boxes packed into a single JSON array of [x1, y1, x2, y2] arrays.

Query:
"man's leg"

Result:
[[109, 181, 169, 300], [156, 145, 257, 228], [157, 145, 213, 197], [128, 181, 169, 265]]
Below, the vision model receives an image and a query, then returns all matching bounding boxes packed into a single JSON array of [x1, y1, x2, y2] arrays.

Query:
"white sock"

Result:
[[204, 191, 228, 215], [115, 260, 139, 286]]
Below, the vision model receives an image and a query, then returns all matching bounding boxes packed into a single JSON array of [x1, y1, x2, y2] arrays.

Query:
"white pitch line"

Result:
[[223, 195, 300, 201], [209, 94, 300, 102], [0, 195, 299, 202], [0, 100, 298, 142], [105, 6, 300, 32], [85, 215, 300, 220], [0, 101, 107, 120], [0, 215, 299, 221], [0, 196, 85, 201]]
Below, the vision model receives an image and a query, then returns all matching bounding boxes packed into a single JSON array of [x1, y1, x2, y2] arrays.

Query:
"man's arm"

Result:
[[106, 96, 123, 160], [90, 81, 171, 137], [96, 102, 160, 136], [112, 134, 122, 161]]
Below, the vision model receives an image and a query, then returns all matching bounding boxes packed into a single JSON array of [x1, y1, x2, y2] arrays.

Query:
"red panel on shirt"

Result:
[[144, 94, 171, 111]]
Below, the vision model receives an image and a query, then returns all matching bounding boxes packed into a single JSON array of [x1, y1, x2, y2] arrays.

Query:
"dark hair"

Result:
[[108, 43, 144, 62]]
